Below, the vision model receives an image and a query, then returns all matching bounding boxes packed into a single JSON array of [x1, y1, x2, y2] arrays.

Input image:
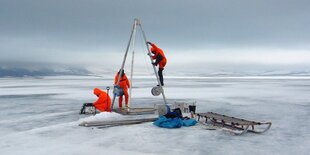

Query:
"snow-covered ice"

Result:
[[78, 112, 124, 123], [0, 76, 309, 155]]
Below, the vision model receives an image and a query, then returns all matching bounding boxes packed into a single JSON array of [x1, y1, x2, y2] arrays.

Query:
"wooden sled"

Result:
[[114, 107, 156, 115], [197, 112, 272, 135], [79, 117, 157, 128]]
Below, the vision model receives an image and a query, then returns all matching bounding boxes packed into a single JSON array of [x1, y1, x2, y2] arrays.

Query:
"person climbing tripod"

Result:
[[147, 41, 167, 86]]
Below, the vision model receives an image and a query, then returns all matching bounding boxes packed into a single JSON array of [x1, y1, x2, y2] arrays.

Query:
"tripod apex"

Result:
[[134, 18, 141, 25]]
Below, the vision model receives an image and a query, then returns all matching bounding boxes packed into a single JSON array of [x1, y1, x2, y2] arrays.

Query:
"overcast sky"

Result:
[[0, 0, 309, 73]]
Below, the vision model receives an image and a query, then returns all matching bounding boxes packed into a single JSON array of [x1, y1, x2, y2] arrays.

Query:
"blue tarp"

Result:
[[153, 116, 197, 128], [182, 118, 198, 126]]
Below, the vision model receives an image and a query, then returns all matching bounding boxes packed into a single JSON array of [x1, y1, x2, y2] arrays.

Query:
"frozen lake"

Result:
[[0, 76, 309, 155]]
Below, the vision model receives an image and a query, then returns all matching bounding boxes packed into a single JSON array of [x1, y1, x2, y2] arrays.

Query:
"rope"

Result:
[[137, 33, 153, 75]]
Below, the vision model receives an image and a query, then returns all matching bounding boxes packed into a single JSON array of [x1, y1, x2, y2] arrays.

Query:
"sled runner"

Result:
[[197, 112, 272, 135]]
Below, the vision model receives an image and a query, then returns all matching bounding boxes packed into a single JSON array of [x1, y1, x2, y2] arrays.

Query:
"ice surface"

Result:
[[0, 76, 309, 155]]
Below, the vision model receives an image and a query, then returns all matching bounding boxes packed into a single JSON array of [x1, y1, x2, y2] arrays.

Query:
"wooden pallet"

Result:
[[197, 112, 272, 135], [114, 107, 156, 115]]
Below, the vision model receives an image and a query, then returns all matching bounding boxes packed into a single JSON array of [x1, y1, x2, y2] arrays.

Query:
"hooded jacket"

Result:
[[150, 43, 166, 63], [93, 88, 111, 112], [114, 73, 130, 90]]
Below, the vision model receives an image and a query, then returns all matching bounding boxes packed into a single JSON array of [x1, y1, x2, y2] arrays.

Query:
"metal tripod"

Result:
[[111, 18, 168, 110]]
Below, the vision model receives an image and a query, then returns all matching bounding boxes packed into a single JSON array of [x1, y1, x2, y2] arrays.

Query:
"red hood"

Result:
[[93, 88, 103, 96], [151, 47, 155, 53]]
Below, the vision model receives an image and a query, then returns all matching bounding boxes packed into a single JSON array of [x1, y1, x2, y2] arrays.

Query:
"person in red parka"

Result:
[[114, 70, 130, 109], [93, 88, 111, 112], [79, 88, 111, 114], [147, 42, 167, 86]]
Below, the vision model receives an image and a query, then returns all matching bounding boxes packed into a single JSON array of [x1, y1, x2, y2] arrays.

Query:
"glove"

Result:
[[147, 41, 152, 45], [152, 62, 158, 66], [147, 53, 152, 56]]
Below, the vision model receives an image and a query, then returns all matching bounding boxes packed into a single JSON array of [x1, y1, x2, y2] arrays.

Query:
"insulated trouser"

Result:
[[158, 68, 164, 86], [119, 89, 129, 108]]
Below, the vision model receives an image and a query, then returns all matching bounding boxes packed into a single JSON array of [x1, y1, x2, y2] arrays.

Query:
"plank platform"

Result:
[[79, 117, 157, 127], [114, 107, 156, 115]]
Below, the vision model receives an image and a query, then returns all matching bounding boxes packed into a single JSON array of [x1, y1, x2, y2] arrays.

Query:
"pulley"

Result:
[[151, 86, 162, 96]]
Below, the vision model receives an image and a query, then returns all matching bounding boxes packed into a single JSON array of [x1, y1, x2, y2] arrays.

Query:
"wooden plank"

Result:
[[79, 117, 157, 127]]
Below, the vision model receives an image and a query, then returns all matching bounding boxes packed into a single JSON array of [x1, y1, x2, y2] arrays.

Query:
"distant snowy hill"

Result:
[[167, 70, 310, 77], [0, 67, 91, 77], [258, 70, 310, 76], [1, 65, 310, 78]]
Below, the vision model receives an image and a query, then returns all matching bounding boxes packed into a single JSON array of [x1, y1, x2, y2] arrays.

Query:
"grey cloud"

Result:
[[0, 0, 309, 71]]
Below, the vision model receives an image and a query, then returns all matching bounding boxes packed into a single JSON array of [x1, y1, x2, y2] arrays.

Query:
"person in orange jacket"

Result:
[[93, 87, 111, 112], [147, 42, 167, 86], [114, 69, 130, 109], [80, 88, 111, 114]]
